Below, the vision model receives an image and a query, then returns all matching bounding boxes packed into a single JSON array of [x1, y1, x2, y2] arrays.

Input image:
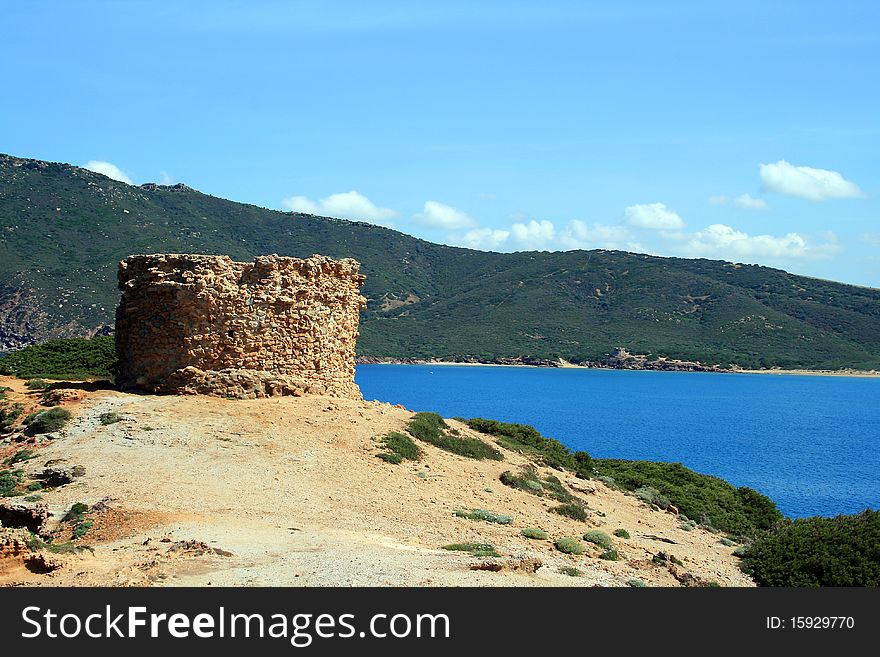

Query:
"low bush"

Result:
[[0, 402, 24, 433], [627, 579, 647, 587], [582, 530, 614, 550], [62, 502, 90, 523], [25, 379, 50, 390], [453, 508, 513, 525], [24, 407, 72, 434], [72, 519, 93, 539], [593, 459, 782, 538], [3, 449, 36, 465], [741, 510, 880, 586], [551, 503, 588, 522], [681, 520, 697, 531], [0, 469, 25, 496], [0, 337, 116, 380], [442, 542, 500, 557], [24, 534, 89, 554], [555, 537, 585, 555], [465, 418, 592, 476], [520, 528, 549, 540], [599, 547, 620, 561], [376, 430, 422, 464], [99, 412, 122, 426], [634, 485, 671, 509], [613, 528, 630, 539], [560, 566, 582, 577], [408, 413, 502, 461], [499, 468, 577, 504]]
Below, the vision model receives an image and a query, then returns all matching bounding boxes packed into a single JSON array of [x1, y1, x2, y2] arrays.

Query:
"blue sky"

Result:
[[2, 0, 878, 286]]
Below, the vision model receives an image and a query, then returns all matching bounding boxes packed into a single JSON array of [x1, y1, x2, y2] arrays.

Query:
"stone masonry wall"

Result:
[[115, 254, 366, 398]]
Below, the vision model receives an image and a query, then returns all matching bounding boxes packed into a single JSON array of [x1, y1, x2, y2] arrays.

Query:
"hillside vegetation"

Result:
[[3, 153, 880, 369], [741, 510, 880, 586]]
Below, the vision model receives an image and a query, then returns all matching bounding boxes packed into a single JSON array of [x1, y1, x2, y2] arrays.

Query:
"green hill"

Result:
[[2, 152, 879, 369]]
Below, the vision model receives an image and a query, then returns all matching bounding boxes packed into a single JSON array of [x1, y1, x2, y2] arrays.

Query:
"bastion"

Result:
[[114, 253, 366, 398]]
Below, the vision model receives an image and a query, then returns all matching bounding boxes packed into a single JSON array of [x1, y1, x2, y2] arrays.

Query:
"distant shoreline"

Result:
[[357, 358, 880, 378]]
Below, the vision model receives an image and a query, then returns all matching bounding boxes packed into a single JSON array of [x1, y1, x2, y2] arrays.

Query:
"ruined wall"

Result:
[[115, 254, 366, 398]]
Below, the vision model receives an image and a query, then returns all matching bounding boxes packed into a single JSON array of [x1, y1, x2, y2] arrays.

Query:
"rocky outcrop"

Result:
[[115, 253, 366, 398], [577, 348, 730, 373]]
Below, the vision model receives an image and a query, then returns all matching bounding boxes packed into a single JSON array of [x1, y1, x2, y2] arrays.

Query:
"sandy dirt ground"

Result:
[[0, 376, 755, 587]]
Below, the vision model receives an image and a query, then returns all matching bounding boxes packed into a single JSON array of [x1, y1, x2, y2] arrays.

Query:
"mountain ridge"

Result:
[[2, 152, 880, 369]]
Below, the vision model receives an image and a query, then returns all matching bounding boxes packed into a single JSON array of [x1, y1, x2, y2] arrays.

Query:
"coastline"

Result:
[[357, 358, 880, 378]]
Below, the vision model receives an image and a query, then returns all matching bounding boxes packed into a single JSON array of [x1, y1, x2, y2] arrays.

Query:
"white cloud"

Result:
[[624, 203, 685, 230], [734, 193, 767, 210], [281, 190, 398, 226], [84, 160, 133, 184], [458, 227, 511, 250], [412, 201, 477, 229], [759, 160, 864, 201], [457, 219, 635, 253], [708, 195, 729, 205], [680, 224, 840, 261], [559, 220, 633, 250], [510, 219, 556, 250], [160, 171, 174, 185], [860, 232, 880, 247]]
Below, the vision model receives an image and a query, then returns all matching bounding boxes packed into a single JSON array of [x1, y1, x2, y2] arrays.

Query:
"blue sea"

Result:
[[355, 365, 880, 519]]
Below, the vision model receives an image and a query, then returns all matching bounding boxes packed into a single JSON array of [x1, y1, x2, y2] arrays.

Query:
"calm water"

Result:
[[355, 365, 880, 518]]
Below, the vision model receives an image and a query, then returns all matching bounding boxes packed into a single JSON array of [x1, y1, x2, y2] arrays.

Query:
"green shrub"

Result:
[[520, 528, 548, 540], [453, 508, 513, 525], [465, 418, 591, 476], [0, 469, 25, 496], [560, 566, 583, 577], [376, 452, 402, 464], [0, 337, 116, 380], [407, 412, 447, 441], [381, 430, 421, 461], [741, 510, 880, 586], [0, 402, 24, 433], [733, 546, 749, 558], [681, 520, 697, 531], [62, 502, 90, 523], [27, 482, 43, 491], [598, 475, 620, 490], [408, 413, 502, 461], [25, 379, 50, 390], [600, 547, 620, 561], [23, 494, 43, 502], [555, 537, 585, 555], [72, 519, 93, 539], [593, 459, 782, 538], [3, 449, 36, 465], [499, 468, 577, 503], [551, 503, 588, 522], [442, 542, 500, 557], [24, 407, 72, 434], [627, 578, 647, 587], [634, 485, 671, 509], [583, 530, 614, 550], [613, 528, 630, 539], [24, 534, 89, 555], [99, 412, 121, 425], [719, 537, 736, 547]]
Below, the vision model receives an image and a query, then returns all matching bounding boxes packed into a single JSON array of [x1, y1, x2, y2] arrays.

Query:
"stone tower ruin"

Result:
[[114, 253, 366, 399]]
